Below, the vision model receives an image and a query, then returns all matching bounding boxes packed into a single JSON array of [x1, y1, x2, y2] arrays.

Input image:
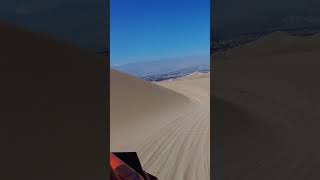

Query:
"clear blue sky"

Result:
[[110, 0, 210, 65]]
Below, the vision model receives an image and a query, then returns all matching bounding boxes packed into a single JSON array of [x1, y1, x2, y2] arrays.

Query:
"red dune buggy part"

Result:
[[110, 153, 145, 180]]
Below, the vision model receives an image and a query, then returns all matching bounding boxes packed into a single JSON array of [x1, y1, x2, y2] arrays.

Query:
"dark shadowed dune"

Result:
[[224, 31, 320, 59], [213, 32, 320, 180], [1, 22, 107, 180]]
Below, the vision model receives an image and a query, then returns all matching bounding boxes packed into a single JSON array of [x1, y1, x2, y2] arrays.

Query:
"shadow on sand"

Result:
[[212, 97, 285, 180]]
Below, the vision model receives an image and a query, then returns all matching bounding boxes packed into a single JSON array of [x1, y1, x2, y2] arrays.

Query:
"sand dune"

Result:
[[214, 32, 320, 179], [110, 69, 190, 150], [110, 71, 210, 180], [1, 23, 107, 179]]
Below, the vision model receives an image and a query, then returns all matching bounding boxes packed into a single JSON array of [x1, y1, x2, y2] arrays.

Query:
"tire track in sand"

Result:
[[134, 76, 210, 180]]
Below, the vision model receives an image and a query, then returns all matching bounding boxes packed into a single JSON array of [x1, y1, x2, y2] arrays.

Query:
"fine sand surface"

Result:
[[214, 32, 320, 180], [110, 70, 210, 180]]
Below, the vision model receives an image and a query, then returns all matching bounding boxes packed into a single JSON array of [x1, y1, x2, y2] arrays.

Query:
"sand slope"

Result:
[[1, 23, 107, 179], [214, 32, 320, 180], [110, 71, 210, 180], [110, 69, 190, 150]]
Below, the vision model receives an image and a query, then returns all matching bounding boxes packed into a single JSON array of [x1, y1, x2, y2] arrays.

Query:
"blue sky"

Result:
[[110, 0, 210, 65]]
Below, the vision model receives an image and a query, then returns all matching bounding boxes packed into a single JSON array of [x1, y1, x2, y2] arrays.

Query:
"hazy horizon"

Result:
[[111, 53, 209, 66]]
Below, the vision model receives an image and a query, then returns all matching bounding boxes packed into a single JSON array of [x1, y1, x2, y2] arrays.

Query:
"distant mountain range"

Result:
[[112, 54, 210, 81], [142, 66, 209, 82]]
